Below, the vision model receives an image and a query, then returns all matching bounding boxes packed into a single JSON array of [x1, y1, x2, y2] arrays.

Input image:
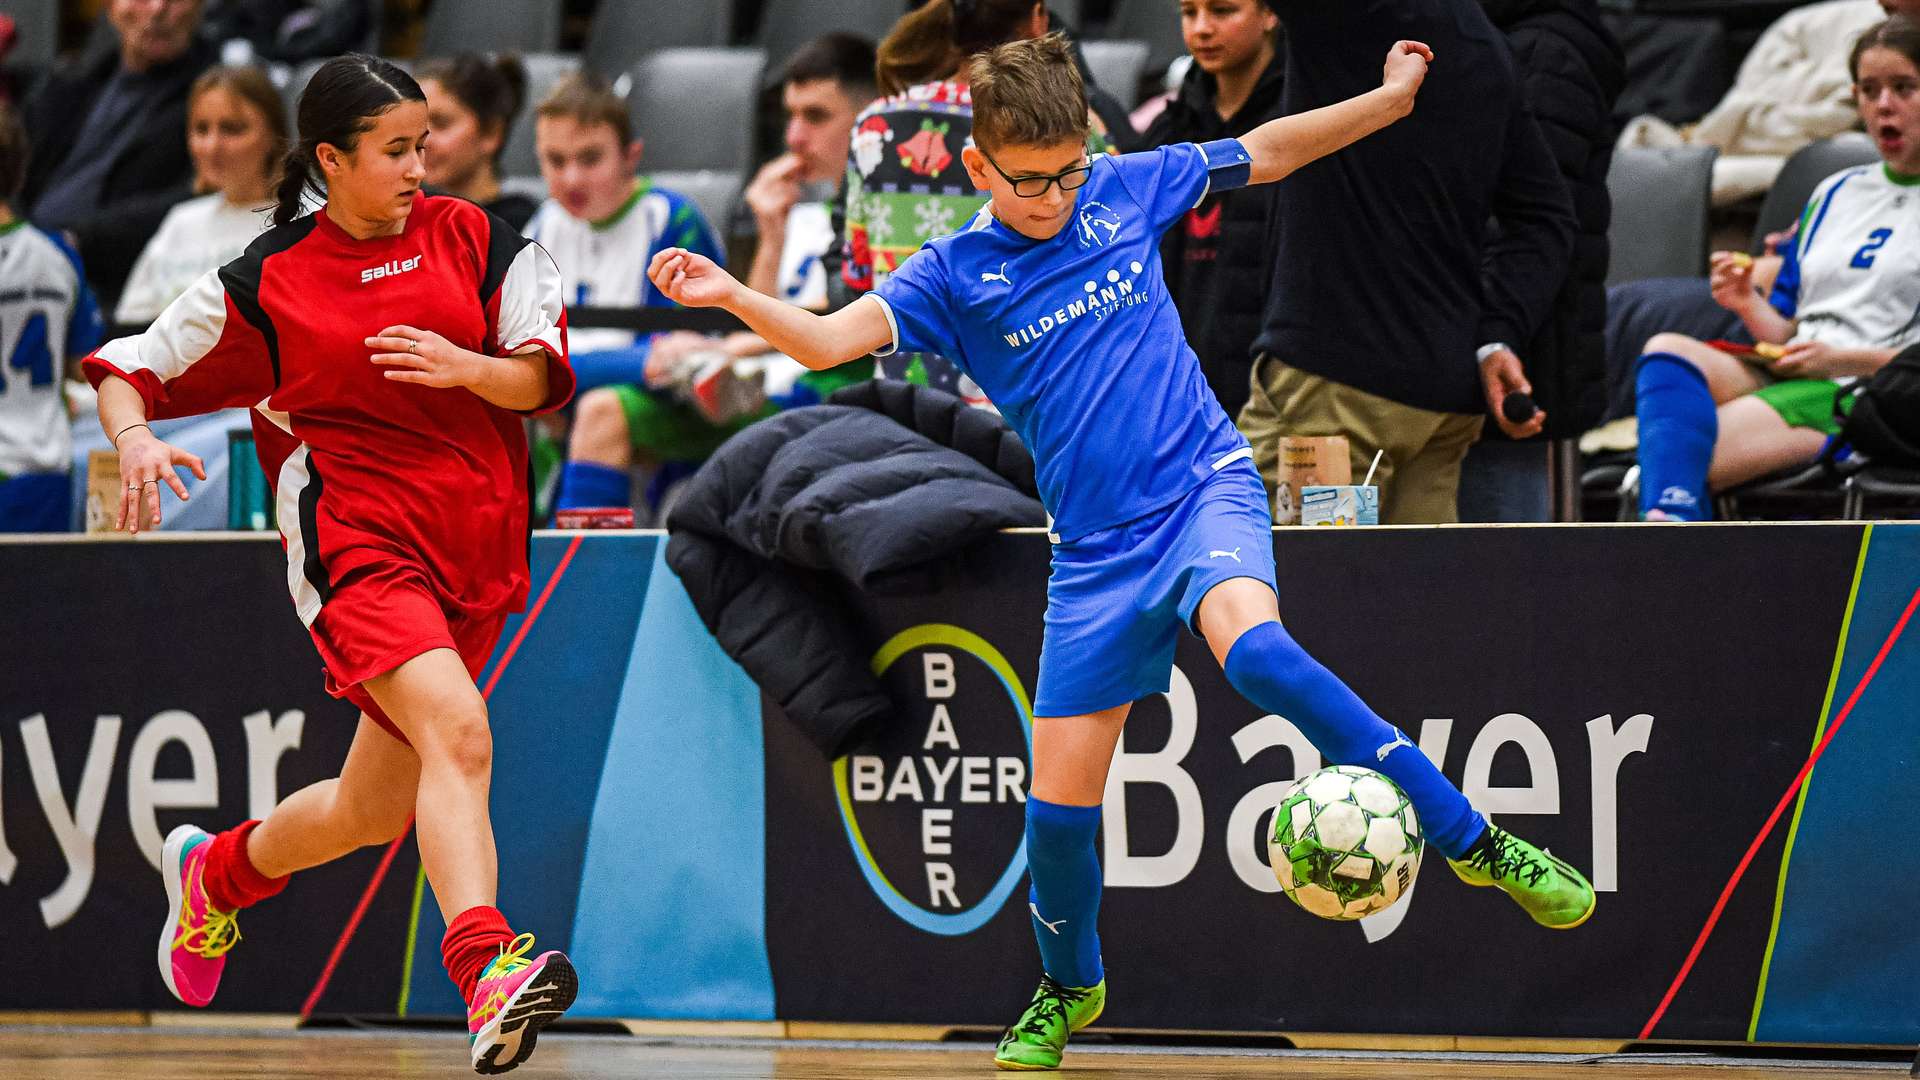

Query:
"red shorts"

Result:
[[308, 561, 506, 744]]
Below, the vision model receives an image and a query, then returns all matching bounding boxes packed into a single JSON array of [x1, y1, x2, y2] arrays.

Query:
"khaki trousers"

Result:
[[1238, 355, 1484, 525]]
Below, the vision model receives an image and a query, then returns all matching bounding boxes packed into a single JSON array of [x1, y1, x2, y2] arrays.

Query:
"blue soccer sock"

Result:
[[1634, 352, 1718, 521], [1223, 621, 1486, 859], [1025, 797, 1104, 988], [555, 461, 630, 510]]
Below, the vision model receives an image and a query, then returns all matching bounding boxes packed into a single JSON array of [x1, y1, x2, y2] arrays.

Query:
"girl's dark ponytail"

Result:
[[271, 144, 316, 227], [269, 53, 425, 228]]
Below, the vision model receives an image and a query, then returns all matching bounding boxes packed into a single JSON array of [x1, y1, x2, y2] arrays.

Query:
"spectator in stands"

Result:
[[1458, 0, 1624, 521], [527, 73, 730, 515], [116, 66, 284, 324], [0, 104, 106, 532], [20, 0, 216, 312], [201, 0, 376, 64], [1632, 17, 1920, 521], [418, 53, 539, 231], [839, 0, 1122, 403], [1141, 0, 1285, 420], [1616, 0, 1890, 207], [1237, 0, 1575, 524]]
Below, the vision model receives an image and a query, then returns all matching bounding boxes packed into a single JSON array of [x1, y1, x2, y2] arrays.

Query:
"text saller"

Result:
[[361, 254, 423, 284]]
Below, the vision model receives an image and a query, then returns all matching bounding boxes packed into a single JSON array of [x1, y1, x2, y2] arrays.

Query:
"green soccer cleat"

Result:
[[1448, 824, 1596, 929], [993, 975, 1106, 1071]]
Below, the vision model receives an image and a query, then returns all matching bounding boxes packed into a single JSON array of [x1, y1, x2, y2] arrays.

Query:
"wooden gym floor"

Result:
[[0, 1027, 1908, 1080]]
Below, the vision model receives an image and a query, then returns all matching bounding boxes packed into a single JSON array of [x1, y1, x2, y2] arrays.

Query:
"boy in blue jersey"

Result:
[[0, 104, 105, 532], [649, 33, 1595, 1071]]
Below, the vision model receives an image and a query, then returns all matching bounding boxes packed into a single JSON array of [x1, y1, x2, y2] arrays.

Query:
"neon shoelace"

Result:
[[471, 934, 540, 1025], [174, 870, 243, 960], [1466, 829, 1552, 889], [1013, 976, 1088, 1040]]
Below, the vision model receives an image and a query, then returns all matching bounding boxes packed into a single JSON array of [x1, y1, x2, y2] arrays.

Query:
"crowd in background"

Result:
[[0, 0, 1915, 533]]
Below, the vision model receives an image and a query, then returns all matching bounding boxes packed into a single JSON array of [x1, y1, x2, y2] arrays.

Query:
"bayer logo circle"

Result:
[[834, 625, 1033, 935]]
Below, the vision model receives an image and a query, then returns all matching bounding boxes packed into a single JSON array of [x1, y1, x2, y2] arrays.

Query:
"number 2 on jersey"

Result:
[[0, 312, 54, 395], [1851, 227, 1895, 269]]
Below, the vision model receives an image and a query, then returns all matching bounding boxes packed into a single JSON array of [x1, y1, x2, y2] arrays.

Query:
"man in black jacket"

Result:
[[1239, 0, 1575, 524], [1461, 0, 1624, 522], [1142, 0, 1285, 420], [21, 0, 214, 312]]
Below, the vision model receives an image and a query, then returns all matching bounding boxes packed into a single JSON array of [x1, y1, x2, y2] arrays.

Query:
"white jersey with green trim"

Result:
[[0, 221, 103, 476], [1773, 163, 1920, 351]]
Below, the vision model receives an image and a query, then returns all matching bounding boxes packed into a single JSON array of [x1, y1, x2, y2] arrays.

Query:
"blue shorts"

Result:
[[1034, 461, 1278, 717], [0, 472, 71, 533]]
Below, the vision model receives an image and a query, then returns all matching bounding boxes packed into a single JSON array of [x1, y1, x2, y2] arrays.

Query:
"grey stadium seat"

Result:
[[419, 0, 562, 58], [755, 0, 903, 69], [9, 0, 61, 66], [650, 170, 746, 240], [1102, 0, 1189, 75], [627, 48, 767, 173], [1605, 146, 1718, 286], [1080, 40, 1150, 111], [1749, 132, 1879, 253], [586, 0, 735, 77], [498, 52, 584, 179]]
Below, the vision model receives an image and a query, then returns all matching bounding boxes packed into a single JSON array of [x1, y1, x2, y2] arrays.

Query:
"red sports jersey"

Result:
[[85, 195, 574, 625]]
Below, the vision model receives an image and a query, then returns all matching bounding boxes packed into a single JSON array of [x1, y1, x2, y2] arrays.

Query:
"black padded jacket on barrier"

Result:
[[1482, 0, 1626, 438], [666, 382, 1043, 759]]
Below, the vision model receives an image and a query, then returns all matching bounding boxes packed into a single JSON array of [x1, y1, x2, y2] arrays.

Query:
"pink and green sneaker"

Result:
[[156, 824, 241, 1007], [468, 933, 577, 1074]]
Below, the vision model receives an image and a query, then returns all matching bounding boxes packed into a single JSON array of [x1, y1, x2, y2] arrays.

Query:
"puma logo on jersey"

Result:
[[1030, 903, 1066, 935], [981, 263, 1012, 286], [1208, 547, 1241, 562], [361, 255, 423, 283]]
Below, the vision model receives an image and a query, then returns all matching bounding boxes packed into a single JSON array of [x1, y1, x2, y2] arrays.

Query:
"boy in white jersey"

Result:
[[524, 73, 731, 514], [0, 105, 105, 532], [648, 34, 1593, 1072], [1634, 17, 1920, 520]]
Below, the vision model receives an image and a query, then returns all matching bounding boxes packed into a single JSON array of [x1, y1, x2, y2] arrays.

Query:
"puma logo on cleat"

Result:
[[1030, 903, 1066, 935], [1375, 732, 1414, 761], [981, 263, 1013, 286], [1208, 547, 1242, 562]]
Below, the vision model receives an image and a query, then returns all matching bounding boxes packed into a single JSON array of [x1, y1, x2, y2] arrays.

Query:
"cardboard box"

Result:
[[85, 450, 121, 534], [1273, 436, 1351, 524], [1300, 485, 1381, 526]]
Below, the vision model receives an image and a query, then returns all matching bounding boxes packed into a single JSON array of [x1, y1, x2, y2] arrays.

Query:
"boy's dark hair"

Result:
[[0, 101, 26, 202], [968, 33, 1088, 151], [781, 32, 878, 103], [536, 71, 631, 146]]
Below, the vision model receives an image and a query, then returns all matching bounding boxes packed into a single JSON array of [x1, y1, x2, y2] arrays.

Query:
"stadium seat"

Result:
[[1844, 465, 1920, 520], [1712, 459, 1855, 521], [585, 0, 734, 77], [419, 0, 562, 57], [9, 0, 60, 66], [627, 48, 767, 173], [1605, 146, 1718, 286], [1080, 40, 1151, 111], [1748, 132, 1879, 252], [1101, 0, 1189, 75], [498, 52, 583, 179], [650, 169, 746, 244], [755, 0, 905, 68]]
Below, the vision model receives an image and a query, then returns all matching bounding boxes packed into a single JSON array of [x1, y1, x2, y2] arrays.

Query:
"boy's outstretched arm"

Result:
[[647, 248, 891, 370], [1242, 40, 1433, 186]]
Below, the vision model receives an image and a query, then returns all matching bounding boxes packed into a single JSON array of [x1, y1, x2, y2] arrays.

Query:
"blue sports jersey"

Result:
[[870, 139, 1255, 541]]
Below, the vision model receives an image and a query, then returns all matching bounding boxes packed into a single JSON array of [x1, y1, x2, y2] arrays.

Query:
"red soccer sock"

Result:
[[442, 905, 515, 1006], [200, 820, 290, 913]]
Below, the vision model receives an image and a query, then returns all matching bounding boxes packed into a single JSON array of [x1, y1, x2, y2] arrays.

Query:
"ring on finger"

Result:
[[408, 339, 418, 354]]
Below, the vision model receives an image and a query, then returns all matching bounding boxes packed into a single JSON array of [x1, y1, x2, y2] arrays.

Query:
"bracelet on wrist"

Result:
[[112, 422, 151, 447]]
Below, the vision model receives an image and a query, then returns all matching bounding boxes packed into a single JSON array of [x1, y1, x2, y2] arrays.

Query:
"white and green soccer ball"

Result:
[[1268, 765, 1423, 920]]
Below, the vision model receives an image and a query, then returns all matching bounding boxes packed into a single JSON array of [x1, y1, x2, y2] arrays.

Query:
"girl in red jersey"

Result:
[[85, 55, 577, 1075]]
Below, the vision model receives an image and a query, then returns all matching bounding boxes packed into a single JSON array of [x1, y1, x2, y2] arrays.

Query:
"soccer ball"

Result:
[[1268, 765, 1423, 920]]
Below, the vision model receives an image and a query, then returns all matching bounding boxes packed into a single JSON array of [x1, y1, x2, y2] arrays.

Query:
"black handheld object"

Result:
[[1501, 391, 1537, 424]]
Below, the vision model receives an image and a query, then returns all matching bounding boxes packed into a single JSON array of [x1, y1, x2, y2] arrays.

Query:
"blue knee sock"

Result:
[[1025, 798, 1103, 988], [1634, 352, 1718, 521], [556, 461, 630, 510], [1223, 621, 1486, 859]]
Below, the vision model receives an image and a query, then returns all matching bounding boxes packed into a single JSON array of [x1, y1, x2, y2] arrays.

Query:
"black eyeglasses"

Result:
[[980, 148, 1093, 198]]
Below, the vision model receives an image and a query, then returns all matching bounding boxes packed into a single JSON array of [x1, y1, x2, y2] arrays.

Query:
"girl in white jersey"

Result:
[[1633, 17, 1920, 521]]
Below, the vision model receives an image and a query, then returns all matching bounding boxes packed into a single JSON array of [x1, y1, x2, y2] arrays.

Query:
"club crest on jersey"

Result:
[[361, 255, 423, 284], [1075, 201, 1124, 249]]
